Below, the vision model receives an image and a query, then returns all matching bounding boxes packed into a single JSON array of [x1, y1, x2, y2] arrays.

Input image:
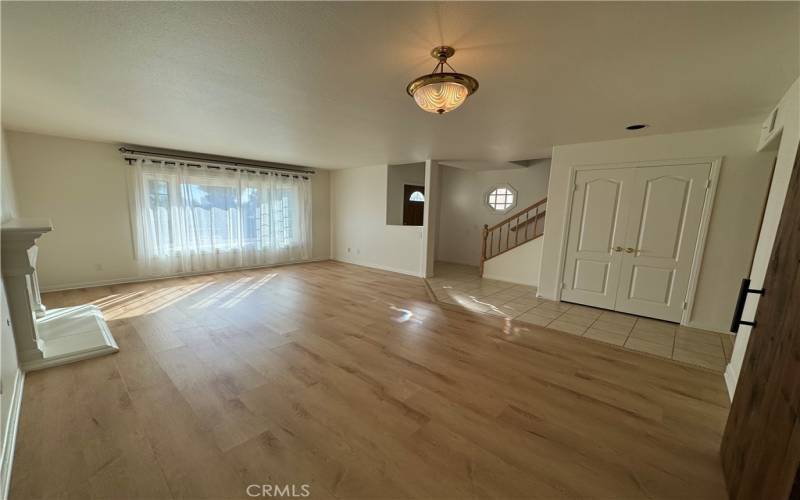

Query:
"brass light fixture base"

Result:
[[431, 46, 456, 60], [406, 46, 479, 97]]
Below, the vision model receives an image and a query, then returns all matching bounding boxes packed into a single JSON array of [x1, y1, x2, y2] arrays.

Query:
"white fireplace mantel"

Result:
[[1, 218, 118, 371]]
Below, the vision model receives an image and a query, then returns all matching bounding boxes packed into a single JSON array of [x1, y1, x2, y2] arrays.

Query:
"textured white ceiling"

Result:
[[2, 2, 798, 169]]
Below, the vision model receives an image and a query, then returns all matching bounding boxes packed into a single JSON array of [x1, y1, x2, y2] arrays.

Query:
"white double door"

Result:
[[561, 162, 711, 322]]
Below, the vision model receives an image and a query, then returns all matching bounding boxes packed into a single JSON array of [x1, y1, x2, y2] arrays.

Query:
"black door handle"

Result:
[[730, 278, 766, 333]]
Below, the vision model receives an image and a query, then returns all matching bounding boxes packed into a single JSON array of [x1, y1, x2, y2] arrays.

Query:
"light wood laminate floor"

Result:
[[11, 261, 729, 499]]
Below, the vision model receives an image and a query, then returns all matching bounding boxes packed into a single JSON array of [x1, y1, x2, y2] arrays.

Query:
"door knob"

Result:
[[625, 247, 635, 253], [613, 246, 623, 252]]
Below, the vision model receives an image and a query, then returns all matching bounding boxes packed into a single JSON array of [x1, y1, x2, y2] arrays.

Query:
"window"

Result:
[[129, 159, 312, 276], [408, 191, 425, 202], [147, 179, 173, 251], [486, 184, 517, 213]]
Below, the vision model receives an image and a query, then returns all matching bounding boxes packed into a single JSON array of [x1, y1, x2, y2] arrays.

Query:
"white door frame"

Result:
[[555, 156, 722, 326]]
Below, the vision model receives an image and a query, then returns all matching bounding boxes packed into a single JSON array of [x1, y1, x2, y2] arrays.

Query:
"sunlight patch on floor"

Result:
[[429, 261, 734, 372]]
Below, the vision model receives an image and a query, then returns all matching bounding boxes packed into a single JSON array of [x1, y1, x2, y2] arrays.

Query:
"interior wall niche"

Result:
[[386, 162, 426, 226]]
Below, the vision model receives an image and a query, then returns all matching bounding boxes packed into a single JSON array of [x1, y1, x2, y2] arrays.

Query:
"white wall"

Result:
[[331, 164, 425, 276], [0, 133, 17, 221], [422, 160, 441, 278], [483, 237, 543, 286], [0, 128, 22, 500], [539, 124, 776, 333], [726, 78, 800, 397], [5, 130, 332, 291], [436, 161, 550, 266], [386, 163, 426, 225]]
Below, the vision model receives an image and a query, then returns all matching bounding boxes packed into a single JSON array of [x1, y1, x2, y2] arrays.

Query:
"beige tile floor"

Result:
[[427, 262, 735, 372]]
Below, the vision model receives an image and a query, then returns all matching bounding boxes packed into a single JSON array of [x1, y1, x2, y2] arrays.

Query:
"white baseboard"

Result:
[[1, 370, 25, 500], [435, 258, 480, 268], [332, 258, 423, 278], [482, 272, 538, 288], [40, 258, 331, 292], [683, 320, 730, 334]]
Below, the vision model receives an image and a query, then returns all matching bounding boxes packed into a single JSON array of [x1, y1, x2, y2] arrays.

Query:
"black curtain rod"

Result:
[[118, 147, 316, 175]]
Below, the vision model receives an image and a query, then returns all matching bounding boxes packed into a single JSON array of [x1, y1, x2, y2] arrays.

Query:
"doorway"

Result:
[[560, 160, 717, 323], [402, 184, 425, 226]]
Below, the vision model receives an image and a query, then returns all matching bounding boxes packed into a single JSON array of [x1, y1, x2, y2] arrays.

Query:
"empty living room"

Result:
[[1, 2, 799, 499]]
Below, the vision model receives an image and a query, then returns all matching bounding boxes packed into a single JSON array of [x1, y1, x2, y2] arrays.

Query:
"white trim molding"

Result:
[[1, 370, 24, 500], [332, 258, 424, 278], [724, 363, 738, 401], [681, 158, 722, 325]]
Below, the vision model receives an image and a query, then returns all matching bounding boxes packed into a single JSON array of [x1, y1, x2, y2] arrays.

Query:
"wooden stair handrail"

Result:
[[479, 197, 547, 276], [509, 211, 546, 232], [486, 198, 547, 232]]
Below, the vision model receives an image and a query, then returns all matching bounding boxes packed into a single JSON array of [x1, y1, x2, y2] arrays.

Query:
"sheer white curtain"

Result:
[[128, 159, 312, 276]]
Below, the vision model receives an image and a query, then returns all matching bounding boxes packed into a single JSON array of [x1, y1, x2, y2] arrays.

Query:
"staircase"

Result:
[[480, 198, 546, 276]]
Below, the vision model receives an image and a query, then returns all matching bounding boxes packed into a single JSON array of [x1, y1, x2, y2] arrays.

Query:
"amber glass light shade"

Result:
[[406, 47, 479, 114], [412, 81, 469, 114]]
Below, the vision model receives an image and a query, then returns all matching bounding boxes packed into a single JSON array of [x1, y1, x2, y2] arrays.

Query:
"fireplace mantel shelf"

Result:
[[1, 218, 118, 371], [1, 217, 54, 234]]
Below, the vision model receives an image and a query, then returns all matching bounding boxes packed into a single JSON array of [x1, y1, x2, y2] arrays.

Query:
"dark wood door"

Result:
[[403, 185, 425, 226], [721, 143, 800, 499]]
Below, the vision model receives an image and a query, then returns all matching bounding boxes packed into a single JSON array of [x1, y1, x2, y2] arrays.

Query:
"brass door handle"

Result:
[[613, 246, 623, 252], [625, 247, 635, 253]]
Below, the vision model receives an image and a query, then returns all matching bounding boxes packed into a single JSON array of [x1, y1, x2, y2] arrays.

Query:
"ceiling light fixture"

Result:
[[407, 46, 479, 115]]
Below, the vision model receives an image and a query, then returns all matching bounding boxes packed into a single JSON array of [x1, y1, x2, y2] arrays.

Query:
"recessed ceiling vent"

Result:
[[625, 124, 648, 130]]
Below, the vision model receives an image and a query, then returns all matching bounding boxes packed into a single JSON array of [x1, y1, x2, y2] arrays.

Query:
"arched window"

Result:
[[486, 185, 517, 213], [408, 191, 425, 202]]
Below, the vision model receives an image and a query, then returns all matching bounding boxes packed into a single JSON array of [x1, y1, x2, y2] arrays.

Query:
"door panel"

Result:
[[614, 164, 711, 322], [573, 260, 610, 293], [721, 145, 800, 499], [635, 175, 691, 259], [628, 266, 674, 303], [577, 179, 623, 252], [561, 169, 635, 309]]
